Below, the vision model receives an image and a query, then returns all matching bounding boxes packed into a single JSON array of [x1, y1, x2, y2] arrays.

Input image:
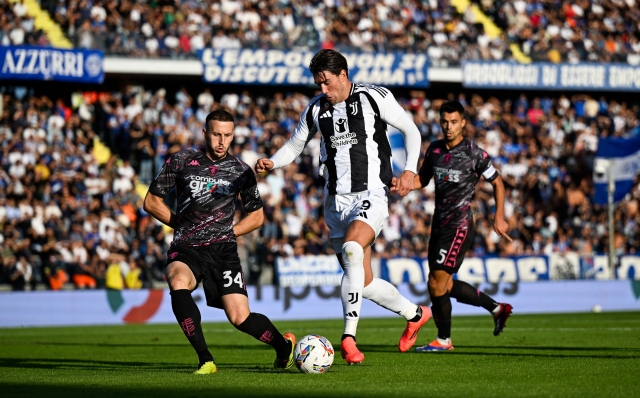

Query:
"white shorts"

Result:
[[324, 187, 389, 253]]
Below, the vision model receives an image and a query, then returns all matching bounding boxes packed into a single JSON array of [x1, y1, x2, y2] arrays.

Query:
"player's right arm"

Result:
[[255, 96, 320, 175], [143, 153, 180, 229]]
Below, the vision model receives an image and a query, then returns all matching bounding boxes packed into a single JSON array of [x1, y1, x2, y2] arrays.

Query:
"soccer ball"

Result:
[[294, 334, 334, 374]]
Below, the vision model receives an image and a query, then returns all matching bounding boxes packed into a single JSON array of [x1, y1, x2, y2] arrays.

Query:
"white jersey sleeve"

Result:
[[269, 94, 322, 169], [369, 88, 421, 175]]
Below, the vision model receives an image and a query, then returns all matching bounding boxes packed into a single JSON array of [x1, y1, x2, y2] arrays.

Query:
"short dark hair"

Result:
[[309, 49, 349, 78], [439, 100, 466, 119], [205, 110, 235, 129]]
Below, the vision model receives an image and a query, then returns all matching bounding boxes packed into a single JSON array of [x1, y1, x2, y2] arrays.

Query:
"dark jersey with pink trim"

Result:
[[149, 149, 263, 246], [419, 138, 498, 229]]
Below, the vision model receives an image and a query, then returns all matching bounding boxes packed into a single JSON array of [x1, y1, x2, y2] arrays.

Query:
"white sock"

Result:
[[436, 337, 451, 345], [341, 241, 365, 338], [362, 278, 418, 321]]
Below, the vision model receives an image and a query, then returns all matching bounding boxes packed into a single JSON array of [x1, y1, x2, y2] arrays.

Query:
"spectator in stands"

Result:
[[2, 84, 640, 290]]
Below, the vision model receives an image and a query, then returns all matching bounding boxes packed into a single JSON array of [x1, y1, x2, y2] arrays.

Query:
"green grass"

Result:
[[1, 312, 639, 398]]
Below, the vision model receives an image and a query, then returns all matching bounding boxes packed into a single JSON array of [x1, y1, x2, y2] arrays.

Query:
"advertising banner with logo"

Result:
[[277, 254, 640, 287], [1, 280, 639, 328], [201, 49, 428, 87], [0, 46, 104, 84], [462, 61, 640, 91]]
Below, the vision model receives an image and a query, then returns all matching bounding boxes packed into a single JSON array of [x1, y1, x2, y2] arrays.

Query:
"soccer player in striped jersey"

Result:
[[395, 100, 513, 352], [256, 49, 431, 364]]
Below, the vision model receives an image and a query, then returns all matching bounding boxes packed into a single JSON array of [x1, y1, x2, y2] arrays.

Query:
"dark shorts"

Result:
[[428, 227, 475, 274], [166, 242, 247, 308]]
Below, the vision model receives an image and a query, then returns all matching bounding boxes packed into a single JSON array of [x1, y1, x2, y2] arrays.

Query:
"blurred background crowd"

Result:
[[1, 84, 640, 291], [2, 0, 639, 66]]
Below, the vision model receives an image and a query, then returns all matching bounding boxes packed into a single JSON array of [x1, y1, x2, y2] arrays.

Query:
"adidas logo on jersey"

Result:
[[319, 110, 332, 119]]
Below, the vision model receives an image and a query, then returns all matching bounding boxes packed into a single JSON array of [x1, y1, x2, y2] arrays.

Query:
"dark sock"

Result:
[[450, 280, 499, 312], [409, 306, 423, 322], [170, 289, 213, 364], [430, 293, 452, 340], [341, 334, 356, 342], [236, 313, 289, 358]]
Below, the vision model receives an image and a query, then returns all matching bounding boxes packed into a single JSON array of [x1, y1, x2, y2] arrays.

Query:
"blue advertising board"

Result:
[[202, 48, 429, 87], [0, 46, 104, 84], [277, 254, 640, 287], [462, 61, 640, 91]]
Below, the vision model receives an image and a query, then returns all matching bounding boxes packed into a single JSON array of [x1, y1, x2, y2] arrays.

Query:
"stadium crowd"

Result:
[[1, 85, 639, 291], [0, 0, 631, 66], [478, 0, 640, 65], [0, 0, 51, 47]]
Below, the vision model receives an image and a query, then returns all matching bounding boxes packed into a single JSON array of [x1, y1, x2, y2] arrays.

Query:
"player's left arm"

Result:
[[376, 88, 421, 196], [490, 175, 512, 242], [475, 147, 512, 242], [234, 168, 265, 237]]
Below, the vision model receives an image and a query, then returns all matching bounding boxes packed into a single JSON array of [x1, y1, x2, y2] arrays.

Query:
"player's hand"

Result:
[[255, 158, 274, 175], [493, 217, 512, 241], [393, 171, 415, 197], [390, 177, 398, 192]]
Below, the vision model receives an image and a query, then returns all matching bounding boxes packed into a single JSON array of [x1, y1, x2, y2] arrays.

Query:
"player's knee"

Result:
[[341, 241, 364, 266], [428, 277, 447, 296], [168, 275, 194, 291], [228, 310, 249, 328]]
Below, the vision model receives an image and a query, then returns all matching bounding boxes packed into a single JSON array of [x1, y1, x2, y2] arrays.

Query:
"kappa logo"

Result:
[[335, 118, 347, 133], [169, 251, 179, 259], [188, 160, 200, 166], [319, 110, 332, 119]]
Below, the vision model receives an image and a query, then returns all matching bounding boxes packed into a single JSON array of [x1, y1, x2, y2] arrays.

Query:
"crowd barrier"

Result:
[[1, 280, 639, 328], [201, 48, 429, 87], [462, 61, 640, 91], [276, 254, 640, 287]]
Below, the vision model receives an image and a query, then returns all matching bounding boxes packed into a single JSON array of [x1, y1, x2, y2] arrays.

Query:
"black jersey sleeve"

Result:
[[472, 144, 499, 182], [239, 168, 263, 213], [149, 151, 188, 198], [418, 145, 434, 183]]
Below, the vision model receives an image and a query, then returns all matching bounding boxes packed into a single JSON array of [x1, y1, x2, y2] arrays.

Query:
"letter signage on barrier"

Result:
[[2, 280, 640, 328], [0, 46, 104, 84], [462, 61, 640, 91], [277, 254, 640, 287], [201, 49, 429, 87]]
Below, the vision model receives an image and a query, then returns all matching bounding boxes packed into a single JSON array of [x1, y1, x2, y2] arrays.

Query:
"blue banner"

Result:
[[277, 253, 640, 287], [593, 137, 640, 205], [0, 46, 104, 84], [202, 49, 428, 87], [462, 61, 640, 91]]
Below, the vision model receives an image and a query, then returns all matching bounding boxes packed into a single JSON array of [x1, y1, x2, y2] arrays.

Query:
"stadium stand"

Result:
[[26, 0, 636, 65], [0, 0, 52, 47], [474, 0, 640, 65], [1, 86, 639, 291]]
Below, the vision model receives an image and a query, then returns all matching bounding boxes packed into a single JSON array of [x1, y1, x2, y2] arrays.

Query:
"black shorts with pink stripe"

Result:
[[166, 242, 247, 308], [428, 227, 476, 274]]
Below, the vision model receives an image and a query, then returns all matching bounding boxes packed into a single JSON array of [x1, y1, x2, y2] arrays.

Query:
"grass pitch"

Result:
[[0, 312, 639, 398]]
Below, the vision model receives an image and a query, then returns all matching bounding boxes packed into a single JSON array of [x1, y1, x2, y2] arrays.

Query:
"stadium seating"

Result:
[[1, 86, 639, 290], [0, 0, 619, 65]]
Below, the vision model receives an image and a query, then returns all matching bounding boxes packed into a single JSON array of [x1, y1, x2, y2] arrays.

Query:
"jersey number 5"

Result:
[[437, 249, 448, 264], [223, 271, 244, 288]]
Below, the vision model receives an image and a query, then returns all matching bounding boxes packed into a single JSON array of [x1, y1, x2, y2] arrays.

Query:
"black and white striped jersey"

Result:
[[271, 83, 421, 195]]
